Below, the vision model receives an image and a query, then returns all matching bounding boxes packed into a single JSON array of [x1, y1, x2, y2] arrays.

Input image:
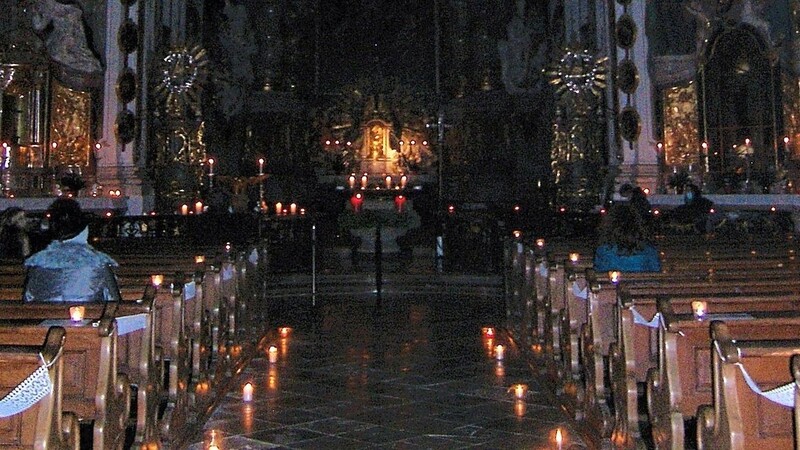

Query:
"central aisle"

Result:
[[188, 294, 586, 449]]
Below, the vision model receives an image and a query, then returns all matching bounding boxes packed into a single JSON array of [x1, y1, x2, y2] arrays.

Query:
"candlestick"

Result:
[[400, 174, 408, 189], [279, 327, 292, 338], [385, 175, 392, 189], [208, 158, 215, 176], [512, 383, 528, 400], [348, 174, 356, 189], [608, 271, 621, 284], [555, 428, 563, 450], [258, 158, 265, 175], [275, 202, 282, 215], [494, 344, 505, 361], [361, 173, 368, 189], [194, 201, 203, 215], [181, 204, 189, 216], [289, 203, 297, 215]]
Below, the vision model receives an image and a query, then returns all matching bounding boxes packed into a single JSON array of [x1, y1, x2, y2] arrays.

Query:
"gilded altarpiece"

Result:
[[781, 72, 800, 159], [48, 80, 91, 169], [663, 84, 700, 167]]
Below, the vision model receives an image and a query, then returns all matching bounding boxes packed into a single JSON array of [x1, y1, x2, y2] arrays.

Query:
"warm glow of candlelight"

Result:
[[400, 174, 408, 189], [289, 203, 297, 215], [242, 382, 253, 402], [569, 252, 579, 263], [495, 361, 505, 377], [514, 400, 526, 417], [258, 158, 265, 175], [151, 274, 164, 287], [69, 306, 85, 322], [555, 428, 563, 449], [512, 230, 522, 239], [195, 201, 204, 215], [385, 175, 392, 189], [511, 383, 528, 399], [536, 238, 545, 248], [482, 327, 495, 338], [195, 255, 205, 264], [268, 345, 278, 363], [279, 327, 292, 337], [494, 344, 505, 360], [348, 174, 356, 189], [361, 173, 368, 189], [181, 204, 189, 216], [275, 202, 282, 215], [692, 300, 707, 319], [608, 271, 621, 284]]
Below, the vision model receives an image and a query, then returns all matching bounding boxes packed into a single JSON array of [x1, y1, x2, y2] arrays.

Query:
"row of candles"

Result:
[[241, 326, 292, 403], [206, 157, 266, 177], [481, 326, 566, 448], [347, 173, 408, 190], [349, 192, 407, 213], [177, 200, 306, 215]]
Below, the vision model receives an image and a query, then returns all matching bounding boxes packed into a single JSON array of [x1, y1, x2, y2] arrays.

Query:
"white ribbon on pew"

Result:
[[630, 308, 661, 328], [222, 265, 234, 281], [737, 363, 796, 408], [0, 354, 54, 418], [116, 314, 148, 336], [184, 281, 197, 300], [248, 249, 259, 265], [571, 281, 588, 299]]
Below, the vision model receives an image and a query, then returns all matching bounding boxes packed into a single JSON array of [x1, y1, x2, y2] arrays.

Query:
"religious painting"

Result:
[[663, 83, 700, 168], [48, 79, 91, 169]]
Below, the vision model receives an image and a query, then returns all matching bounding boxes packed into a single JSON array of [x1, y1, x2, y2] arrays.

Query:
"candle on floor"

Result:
[[512, 383, 528, 399], [268, 345, 278, 363], [242, 382, 253, 402], [494, 344, 505, 361], [69, 306, 85, 322], [555, 428, 563, 450]]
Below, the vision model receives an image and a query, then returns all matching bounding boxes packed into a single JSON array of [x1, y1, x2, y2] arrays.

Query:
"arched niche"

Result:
[[699, 25, 780, 182]]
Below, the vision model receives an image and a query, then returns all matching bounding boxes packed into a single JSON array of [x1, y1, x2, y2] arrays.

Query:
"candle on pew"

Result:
[[69, 306, 85, 322], [692, 301, 707, 320], [151, 274, 164, 288]]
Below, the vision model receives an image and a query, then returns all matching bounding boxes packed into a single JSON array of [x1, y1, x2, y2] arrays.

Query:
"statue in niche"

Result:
[[27, 0, 102, 74], [498, 0, 545, 94], [368, 123, 385, 160]]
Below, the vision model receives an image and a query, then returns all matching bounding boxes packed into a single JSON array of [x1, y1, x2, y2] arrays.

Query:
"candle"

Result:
[[242, 382, 253, 402], [268, 345, 278, 363], [208, 158, 215, 176], [289, 203, 297, 215], [569, 252, 579, 263], [400, 174, 408, 189], [350, 193, 363, 212], [258, 158, 265, 175], [385, 175, 392, 189], [348, 174, 356, 189], [69, 306, 85, 322], [555, 428, 563, 450], [536, 238, 545, 248], [195, 201, 203, 215], [512, 383, 528, 399], [608, 271, 621, 284], [482, 327, 495, 337], [512, 230, 522, 239], [275, 202, 282, 215], [181, 204, 189, 216], [361, 174, 368, 189], [279, 327, 292, 338], [195, 255, 205, 264], [692, 300, 707, 320], [494, 344, 505, 361], [394, 195, 406, 213], [151, 274, 164, 287]]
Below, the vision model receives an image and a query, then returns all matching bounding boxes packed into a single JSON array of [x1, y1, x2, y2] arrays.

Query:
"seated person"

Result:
[[594, 203, 661, 273], [23, 198, 120, 303], [0, 207, 31, 261], [619, 183, 652, 222], [671, 183, 714, 234]]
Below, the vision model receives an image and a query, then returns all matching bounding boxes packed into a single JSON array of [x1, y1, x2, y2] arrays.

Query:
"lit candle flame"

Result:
[[242, 382, 253, 402], [151, 274, 164, 287], [494, 344, 505, 361], [69, 306, 85, 322], [692, 300, 707, 320], [555, 428, 563, 449], [569, 252, 579, 263], [268, 345, 278, 363]]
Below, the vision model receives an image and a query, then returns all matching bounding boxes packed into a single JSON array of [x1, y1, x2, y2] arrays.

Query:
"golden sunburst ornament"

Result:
[[155, 45, 208, 117], [547, 49, 608, 99]]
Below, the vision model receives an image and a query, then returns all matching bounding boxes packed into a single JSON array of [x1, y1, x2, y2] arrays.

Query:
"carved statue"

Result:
[[28, 0, 102, 74], [498, 0, 532, 94]]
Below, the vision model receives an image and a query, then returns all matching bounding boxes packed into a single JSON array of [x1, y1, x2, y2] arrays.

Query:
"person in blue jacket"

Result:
[[23, 198, 120, 303], [594, 203, 661, 273]]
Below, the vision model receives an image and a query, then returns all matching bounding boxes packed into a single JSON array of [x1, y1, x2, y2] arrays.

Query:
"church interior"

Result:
[[1, 0, 800, 449]]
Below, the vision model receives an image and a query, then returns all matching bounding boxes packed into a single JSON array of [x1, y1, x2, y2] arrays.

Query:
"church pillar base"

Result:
[[96, 166, 154, 215]]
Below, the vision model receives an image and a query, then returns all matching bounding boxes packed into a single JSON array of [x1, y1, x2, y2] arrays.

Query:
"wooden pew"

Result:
[[696, 321, 800, 450], [0, 326, 79, 450], [0, 297, 162, 448], [648, 303, 800, 449], [0, 319, 130, 450]]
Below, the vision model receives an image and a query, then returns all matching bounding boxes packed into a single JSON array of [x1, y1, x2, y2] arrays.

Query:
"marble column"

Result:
[[615, 0, 659, 192]]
